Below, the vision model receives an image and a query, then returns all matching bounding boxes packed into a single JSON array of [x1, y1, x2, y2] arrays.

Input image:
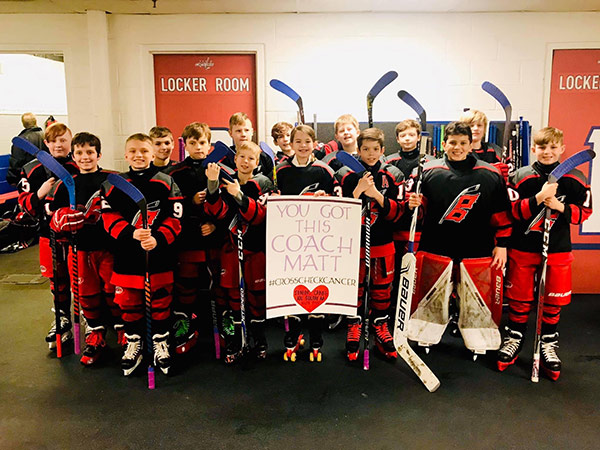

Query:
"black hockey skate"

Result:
[[250, 319, 268, 360], [172, 311, 198, 355], [497, 326, 523, 372], [153, 332, 171, 375], [46, 311, 73, 350], [121, 334, 143, 376], [80, 326, 106, 366], [541, 332, 561, 381], [373, 316, 397, 359], [346, 316, 362, 361]]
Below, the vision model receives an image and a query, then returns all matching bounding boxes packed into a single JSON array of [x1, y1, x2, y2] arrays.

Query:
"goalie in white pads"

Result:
[[407, 122, 511, 357]]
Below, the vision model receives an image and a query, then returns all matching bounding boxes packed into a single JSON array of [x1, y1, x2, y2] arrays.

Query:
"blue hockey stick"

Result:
[[482, 81, 512, 163], [367, 71, 398, 128], [398, 90, 429, 155], [270, 79, 305, 124]]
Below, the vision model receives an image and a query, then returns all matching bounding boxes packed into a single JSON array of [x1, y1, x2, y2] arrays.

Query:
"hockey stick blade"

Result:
[[204, 141, 235, 166], [270, 79, 304, 123], [549, 149, 596, 183], [37, 151, 76, 208], [107, 174, 148, 227], [337, 152, 364, 174], [12, 136, 41, 157], [368, 71, 398, 100], [397, 90, 427, 129], [481, 81, 511, 110], [259, 141, 276, 163], [396, 338, 441, 392]]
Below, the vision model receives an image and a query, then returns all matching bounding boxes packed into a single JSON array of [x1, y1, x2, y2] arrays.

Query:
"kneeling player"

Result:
[[498, 127, 592, 380]]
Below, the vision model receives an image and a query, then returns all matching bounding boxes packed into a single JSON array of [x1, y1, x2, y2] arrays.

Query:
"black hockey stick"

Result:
[[481, 81, 512, 163], [531, 149, 595, 382], [270, 79, 305, 124], [107, 174, 155, 389], [397, 90, 429, 155], [367, 71, 398, 128], [230, 215, 250, 364], [206, 265, 221, 360], [37, 151, 81, 355]]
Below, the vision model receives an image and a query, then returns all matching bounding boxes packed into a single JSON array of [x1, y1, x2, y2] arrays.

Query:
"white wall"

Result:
[[0, 11, 598, 169]]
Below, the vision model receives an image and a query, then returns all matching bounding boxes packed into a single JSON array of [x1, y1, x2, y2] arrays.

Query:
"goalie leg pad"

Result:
[[457, 257, 502, 353], [407, 251, 453, 346]]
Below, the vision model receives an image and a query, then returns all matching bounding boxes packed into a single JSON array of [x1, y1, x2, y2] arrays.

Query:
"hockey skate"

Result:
[[373, 316, 397, 360], [250, 319, 268, 360], [346, 316, 362, 361], [540, 332, 561, 381], [497, 326, 523, 371], [283, 316, 304, 362], [309, 315, 323, 362], [80, 326, 106, 366], [172, 311, 198, 355], [121, 334, 143, 376], [46, 311, 73, 350], [223, 313, 241, 365], [114, 323, 126, 347], [152, 332, 171, 375]]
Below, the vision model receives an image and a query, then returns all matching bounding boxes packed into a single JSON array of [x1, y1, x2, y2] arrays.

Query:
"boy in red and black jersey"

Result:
[[336, 127, 405, 361], [498, 127, 592, 380], [408, 121, 511, 356], [204, 141, 273, 362], [46, 132, 120, 365], [149, 126, 177, 172], [101, 133, 182, 376], [271, 121, 294, 163], [17, 122, 79, 350], [164, 122, 226, 355], [321, 114, 360, 171]]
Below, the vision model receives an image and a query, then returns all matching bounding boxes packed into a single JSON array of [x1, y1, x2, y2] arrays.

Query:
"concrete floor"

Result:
[[1, 246, 599, 450]]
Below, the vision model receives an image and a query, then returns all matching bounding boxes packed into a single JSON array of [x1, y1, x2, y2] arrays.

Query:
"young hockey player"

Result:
[[204, 142, 273, 362], [46, 132, 122, 365], [407, 122, 511, 358], [336, 128, 405, 361], [222, 112, 273, 179], [321, 114, 360, 171], [164, 122, 224, 355], [271, 121, 294, 163], [101, 133, 182, 376], [498, 127, 592, 380], [460, 109, 509, 179], [17, 122, 79, 350], [149, 126, 176, 171], [276, 124, 339, 361]]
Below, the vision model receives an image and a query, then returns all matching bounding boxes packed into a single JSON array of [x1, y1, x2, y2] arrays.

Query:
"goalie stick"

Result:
[[531, 149, 596, 382], [367, 71, 398, 128], [397, 90, 429, 156], [392, 145, 441, 392], [106, 174, 155, 390], [37, 151, 82, 356], [481, 81, 512, 164], [270, 79, 305, 124]]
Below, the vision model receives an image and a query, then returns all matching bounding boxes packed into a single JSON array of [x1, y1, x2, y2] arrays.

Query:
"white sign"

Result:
[[266, 196, 362, 319]]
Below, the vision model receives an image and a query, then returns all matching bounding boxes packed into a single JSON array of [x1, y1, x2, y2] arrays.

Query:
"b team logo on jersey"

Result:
[[439, 184, 481, 224], [525, 195, 565, 234]]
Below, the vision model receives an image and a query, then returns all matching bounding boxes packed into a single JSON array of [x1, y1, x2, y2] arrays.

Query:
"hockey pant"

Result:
[[114, 284, 172, 336], [39, 236, 71, 310], [505, 249, 572, 334], [357, 253, 394, 320], [68, 249, 119, 329], [407, 252, 502, 352]]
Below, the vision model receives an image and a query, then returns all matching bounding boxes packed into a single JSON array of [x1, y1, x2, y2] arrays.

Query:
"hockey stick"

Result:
[[270, 79, 305, 124], [531, 149, 595, 382], [204, 142, 236, 182], [393, 148, 441, 392], [37, 151, 81, 355], [12, 136, 42, 157], [397, 90, 429, 156], [481, 81, 512, 163], [107, 174, 155, 390], [234, 216, 250, 362], [259, 141, 278, 190], [178, 137, 185, 162], [206, 265, 221, 360], [367, 71, 398, 128]]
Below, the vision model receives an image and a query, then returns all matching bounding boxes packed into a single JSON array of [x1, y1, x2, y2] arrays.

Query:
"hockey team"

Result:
[[14, 102, 593, 384]]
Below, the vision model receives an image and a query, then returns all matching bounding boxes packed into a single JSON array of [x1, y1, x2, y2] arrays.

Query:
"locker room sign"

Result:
[[548, 48, 600, 292], [265, 196, 361, 319]]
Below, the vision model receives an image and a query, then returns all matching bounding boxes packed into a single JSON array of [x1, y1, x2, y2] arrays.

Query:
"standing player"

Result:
[[18, 123, 79, 350], [149, 126, 176, 172], [336, 128, 405, 361], [407, 122, 511, 357], [205, 142, 273, 362], [101, 133, 182, 376], [276, 124, 339, 360], [321, 114, 360, 171], [498, 127, 592, 380], [47, 132, 122, 365], [271, 121, 294, 163], [164, 122, 224, 355]]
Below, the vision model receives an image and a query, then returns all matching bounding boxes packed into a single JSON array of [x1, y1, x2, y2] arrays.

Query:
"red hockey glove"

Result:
[[492, 162, 509, 180], [51, 207, 84, 233], [83, 196, 102, 224]]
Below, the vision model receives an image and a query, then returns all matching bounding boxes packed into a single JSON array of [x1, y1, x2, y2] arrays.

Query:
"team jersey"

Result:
[[417, 154, 512, 260], [508, 161, 592, 254], [336, 160, 405, 252], [205, 172, 273, 253], [472, 141, 502, 164], [46, 169, 114, 252], [276, 157, 338, 195], [220, 145, 274, 181], [275, 150, 292, 164], [164, 156, 227, 252], [313, 140, 340, 161], [100, 166, 182, 287], [17, 156, 79, 239], [151, 160, 177, 173]]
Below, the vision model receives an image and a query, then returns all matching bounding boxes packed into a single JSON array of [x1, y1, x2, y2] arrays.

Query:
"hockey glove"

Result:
[[492, 162, 509, 181], [51, 207, 84, 233]]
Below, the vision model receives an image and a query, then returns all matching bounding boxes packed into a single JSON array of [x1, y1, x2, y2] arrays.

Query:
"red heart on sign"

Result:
[[293, 285, 329, 313]]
